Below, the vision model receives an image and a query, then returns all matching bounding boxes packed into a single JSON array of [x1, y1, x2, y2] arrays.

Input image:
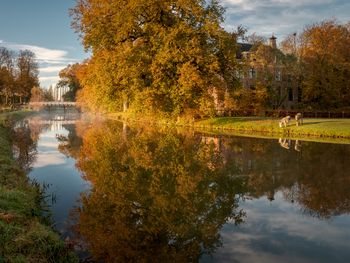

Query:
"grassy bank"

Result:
[[194, 117, 350, 141], [109, 112, 350, 143], [0, 111, 77, 262]]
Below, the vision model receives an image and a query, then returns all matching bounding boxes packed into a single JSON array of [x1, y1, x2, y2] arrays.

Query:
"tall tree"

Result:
[[16, 50, 39, 103], [71, 0, 240, 116], [298, 20, 350, 109], [0, 47, 15, 104], [57, 63, 82, 102], [30, 86, 53, 102]]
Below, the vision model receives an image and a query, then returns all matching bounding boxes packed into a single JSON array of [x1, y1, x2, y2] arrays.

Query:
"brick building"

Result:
[[237, 36, 300, 109]]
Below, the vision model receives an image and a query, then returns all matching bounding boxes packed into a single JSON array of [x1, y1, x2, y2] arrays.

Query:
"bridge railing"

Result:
[[28, 102, 77, 106]]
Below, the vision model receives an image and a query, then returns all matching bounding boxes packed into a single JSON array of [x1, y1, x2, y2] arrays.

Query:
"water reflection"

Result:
[[12, 120, 38, 173], [18, 115, 350, 262], [68, 121, 246, 262], [59, 120, 350, 262], [19, 112, 90, 238], [278, 138, 302, 152]]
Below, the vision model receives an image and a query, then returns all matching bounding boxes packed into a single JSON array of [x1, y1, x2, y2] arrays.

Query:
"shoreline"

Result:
[[0, 110, 77, 262], [108, 113, 350, 144]]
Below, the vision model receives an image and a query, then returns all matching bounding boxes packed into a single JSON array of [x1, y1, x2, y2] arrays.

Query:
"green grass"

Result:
[[108, 112, 350, 143], [0, 110, 78, 262], [194, 117, 350, 143]]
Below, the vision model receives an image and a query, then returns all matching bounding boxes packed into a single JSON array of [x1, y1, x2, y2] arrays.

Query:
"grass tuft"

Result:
[[0, 110, 78, 262]]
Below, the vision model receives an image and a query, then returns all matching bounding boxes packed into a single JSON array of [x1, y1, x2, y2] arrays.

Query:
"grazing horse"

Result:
[[295, 113, 303, 126], [279, 116, 291, 128]]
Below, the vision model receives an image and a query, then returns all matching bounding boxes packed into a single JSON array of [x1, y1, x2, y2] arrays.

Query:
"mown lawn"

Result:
[[195, 117, 350, 139], [0, 111, 78, 262]]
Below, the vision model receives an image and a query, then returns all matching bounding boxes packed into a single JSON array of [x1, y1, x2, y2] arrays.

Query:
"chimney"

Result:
[[269, 34, 277, 49]]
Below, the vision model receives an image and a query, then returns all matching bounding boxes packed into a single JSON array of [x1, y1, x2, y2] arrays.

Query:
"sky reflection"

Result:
[[204, 192, 350, 263]]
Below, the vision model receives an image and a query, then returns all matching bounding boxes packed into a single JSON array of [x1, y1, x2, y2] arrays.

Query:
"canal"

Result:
[[13, 112, 350, 262]]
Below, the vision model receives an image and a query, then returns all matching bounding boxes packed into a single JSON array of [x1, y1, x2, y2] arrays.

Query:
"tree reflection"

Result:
[[217, 136, 350, 219], [67, 120, 350, 261], [57, 123, 83, 158], [289, 141, 350, 218], [12, 120, 38, 173], [71, 121, 246, 262]]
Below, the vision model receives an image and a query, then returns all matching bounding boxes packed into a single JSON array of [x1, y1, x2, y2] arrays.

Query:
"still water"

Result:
[[13, 112, 350, 262]]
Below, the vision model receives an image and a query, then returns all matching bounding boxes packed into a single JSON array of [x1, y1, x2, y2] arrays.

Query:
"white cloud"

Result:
[[1, 41, 79, 87], [222, 0, 350, 39], [211, 192, 350, 263], [33, 153, 66, 168], [223, 0, 332, 9], [39, 65, 66, 73], [1, 42, 73, 64]]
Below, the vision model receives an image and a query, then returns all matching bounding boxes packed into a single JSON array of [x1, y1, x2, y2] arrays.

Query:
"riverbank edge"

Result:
[[107, 113, 350, 144], [0, 110, 78, 262]]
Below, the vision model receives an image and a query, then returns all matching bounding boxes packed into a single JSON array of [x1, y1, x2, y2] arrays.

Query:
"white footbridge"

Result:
[[28, 102, 77, 107]]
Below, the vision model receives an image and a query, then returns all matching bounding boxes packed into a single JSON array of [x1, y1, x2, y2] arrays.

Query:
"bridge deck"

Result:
[[29, 102, 77, 106]]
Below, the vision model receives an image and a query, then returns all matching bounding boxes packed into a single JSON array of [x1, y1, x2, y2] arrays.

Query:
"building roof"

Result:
[[238, 43, 253, 52], [237, 43, 253, 59]]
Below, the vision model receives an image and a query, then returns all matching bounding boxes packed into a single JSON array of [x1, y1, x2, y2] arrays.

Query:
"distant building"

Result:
[[51, 85, 69, 101], [237, 35, 300, 109]]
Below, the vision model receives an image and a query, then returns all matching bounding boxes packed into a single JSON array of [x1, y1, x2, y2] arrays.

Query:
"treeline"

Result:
[[68, 0, 350, 116], [230, 20, 350, 111], [281, 20, 350, 110], [0, 47, 40, 106]]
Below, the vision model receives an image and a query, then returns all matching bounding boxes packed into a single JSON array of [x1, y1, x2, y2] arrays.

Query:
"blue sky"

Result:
[[0, 0, 86, 88], [0, 0, 349, 88]]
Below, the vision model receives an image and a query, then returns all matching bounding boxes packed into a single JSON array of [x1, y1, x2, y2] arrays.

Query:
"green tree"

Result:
[[71, 0, 240, 116]]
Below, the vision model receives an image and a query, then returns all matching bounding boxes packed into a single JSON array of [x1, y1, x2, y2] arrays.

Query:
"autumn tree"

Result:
[[71, 0, 240, 116], [30, 86, 53, 102], [16, 50, 39, 103], [0, 47, 15, 104], [57, 63, 82, 102], [245, 33, 266, 47], [294, 20, 350, 109]]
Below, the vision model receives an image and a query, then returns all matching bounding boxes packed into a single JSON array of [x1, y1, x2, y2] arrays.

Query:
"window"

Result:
[[288, 88, 293, 101], [298, 86, 302, 102], [249, 68, 256, 79]]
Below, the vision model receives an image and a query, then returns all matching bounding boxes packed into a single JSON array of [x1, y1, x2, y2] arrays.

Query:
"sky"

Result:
[[0, 0, 349, 88]]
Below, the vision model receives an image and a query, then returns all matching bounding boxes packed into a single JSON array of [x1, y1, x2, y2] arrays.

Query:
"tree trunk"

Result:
[[123, 99, 128, 112]]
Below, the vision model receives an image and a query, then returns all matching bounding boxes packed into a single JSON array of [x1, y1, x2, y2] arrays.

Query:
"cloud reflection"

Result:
[[211, 193, 350, 263]]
